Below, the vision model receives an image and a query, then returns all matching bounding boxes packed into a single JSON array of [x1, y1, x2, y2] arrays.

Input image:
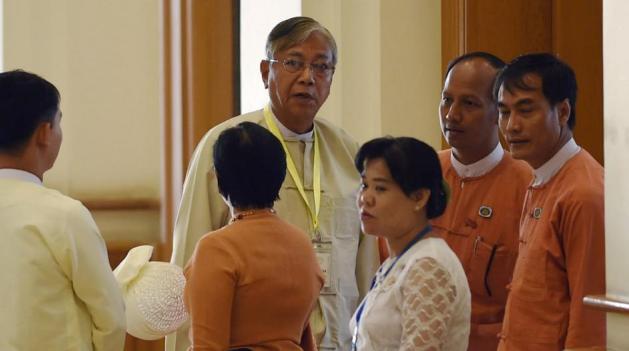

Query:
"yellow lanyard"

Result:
[[263, 104, 321, 232]]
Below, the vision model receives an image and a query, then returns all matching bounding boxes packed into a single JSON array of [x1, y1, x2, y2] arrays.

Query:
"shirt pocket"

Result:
[[434, 224, 472, 265], [276, 183, 361, 296], [436, 223, 515, 300], [468, 238, 514, 302], [275, 185, 325, 238], [328, 195, 360, 297]]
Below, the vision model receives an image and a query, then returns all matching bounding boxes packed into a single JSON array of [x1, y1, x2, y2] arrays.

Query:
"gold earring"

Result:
[[414, 205, 421, 211]]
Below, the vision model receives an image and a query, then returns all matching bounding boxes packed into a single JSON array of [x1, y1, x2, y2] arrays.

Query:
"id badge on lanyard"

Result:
[[264, 105, 333, 291]]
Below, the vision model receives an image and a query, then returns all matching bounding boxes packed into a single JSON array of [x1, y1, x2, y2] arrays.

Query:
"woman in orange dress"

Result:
[[183, 122, 323, 351]]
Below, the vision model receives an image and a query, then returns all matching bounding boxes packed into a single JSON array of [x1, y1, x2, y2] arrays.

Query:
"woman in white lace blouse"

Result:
[[350, 137, 471, 351]]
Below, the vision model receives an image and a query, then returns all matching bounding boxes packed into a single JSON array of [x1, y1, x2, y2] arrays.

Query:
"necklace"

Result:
[[230, 208, 276, 223]]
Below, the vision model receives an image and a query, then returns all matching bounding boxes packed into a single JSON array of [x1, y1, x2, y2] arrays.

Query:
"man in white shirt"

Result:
[[0, 70, 126, 351], [168, 17, 379, 351]]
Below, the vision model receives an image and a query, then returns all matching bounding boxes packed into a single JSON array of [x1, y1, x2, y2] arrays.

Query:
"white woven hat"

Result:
[[114, 245, 188, 340]]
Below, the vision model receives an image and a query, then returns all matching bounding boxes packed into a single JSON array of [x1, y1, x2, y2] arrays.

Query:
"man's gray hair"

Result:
[[265, 16, 337, 65]]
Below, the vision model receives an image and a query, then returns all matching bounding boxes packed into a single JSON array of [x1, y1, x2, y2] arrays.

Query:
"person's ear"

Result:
[[34, 122, 53, 147], [260, 60, 270, 89], [412, 188, 431, 212], [557, 98, 571, 127]]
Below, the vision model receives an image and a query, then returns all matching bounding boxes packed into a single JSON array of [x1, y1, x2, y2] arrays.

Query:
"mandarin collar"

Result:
[[450, 143, 504, 178], [532, 138, 580, 187], [0, 168, 43, 185], [269, 108, 314, 142]]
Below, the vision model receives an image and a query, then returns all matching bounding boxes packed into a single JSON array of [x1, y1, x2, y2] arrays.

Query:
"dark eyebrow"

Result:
[[514, 98, 535, 108], [361, 176, 393, 184], [461, 94, 482, 101], [313, 53, 332, 61], [441, 89, 481, 101], [497, 98, 534, 109], [373, 177, 392, 183], [285, 51, 331, 62]]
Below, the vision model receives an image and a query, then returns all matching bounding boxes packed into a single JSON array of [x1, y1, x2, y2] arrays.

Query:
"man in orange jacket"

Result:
[[495, 53, 605, 351], [432, 52, 532, 350]]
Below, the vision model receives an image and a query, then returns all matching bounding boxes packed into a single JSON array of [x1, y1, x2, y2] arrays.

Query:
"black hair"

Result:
[[493, 53, 577, 129], [0, 70, 60, 153], [213, 122, 286, 209], [355, 136, 447, 219], [444, 51, 506, 79]]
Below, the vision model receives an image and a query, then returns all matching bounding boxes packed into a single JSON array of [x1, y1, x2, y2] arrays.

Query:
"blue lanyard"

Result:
[[351, 225, 432, 351]]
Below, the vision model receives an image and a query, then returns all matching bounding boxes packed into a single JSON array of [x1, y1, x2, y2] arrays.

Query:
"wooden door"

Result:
[[162, 0, 239, 260], [127, 0, 239, 350], [442, 0, 603, 164]]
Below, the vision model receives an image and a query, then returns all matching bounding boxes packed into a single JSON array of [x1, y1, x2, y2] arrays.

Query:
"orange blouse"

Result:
[[184, 211, 324, 350]]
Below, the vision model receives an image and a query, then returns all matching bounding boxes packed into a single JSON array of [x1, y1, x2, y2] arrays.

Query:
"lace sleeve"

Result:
[[400, 257, 457, 351]]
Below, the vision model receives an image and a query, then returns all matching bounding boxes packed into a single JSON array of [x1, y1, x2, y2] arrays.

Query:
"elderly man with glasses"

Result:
[[167, 16, 379, 351]]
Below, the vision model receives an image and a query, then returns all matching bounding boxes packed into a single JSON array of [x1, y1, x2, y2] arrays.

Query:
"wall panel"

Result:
[[441, 0, 603, 164]]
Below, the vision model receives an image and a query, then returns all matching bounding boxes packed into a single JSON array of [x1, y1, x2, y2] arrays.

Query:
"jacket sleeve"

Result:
[[561, 191, 606, 349], [400, 257, 458, 351], [171, 131, 230, 268], [66, 203, 126, 351], [168, 130, 232, 351], [355, 232, 380, 299]]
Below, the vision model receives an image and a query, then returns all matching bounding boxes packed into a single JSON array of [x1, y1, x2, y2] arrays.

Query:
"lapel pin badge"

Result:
[[478, 205, 493, 218], [533, 207, 543, 219]]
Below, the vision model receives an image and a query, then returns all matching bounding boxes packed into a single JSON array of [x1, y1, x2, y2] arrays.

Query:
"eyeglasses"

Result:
[[267, 58, 335, 78]]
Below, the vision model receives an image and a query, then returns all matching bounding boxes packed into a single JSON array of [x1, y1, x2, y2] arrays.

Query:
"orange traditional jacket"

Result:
[[498, 150, 606, 351], [432, 149, 531, 350]]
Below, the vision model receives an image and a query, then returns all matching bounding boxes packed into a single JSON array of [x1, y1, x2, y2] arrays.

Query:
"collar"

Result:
[[0, 168, 43, 185], [532, 138, 580, 187], [451, 143, 504, 178], [270, 109, 314, 142]]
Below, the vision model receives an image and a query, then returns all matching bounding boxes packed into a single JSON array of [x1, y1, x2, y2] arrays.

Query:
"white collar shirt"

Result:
[[0, 168, 42, 185], [271, 110, 315, 186], [271, 111, 314, 142], [532, 138, 580, 187], [450, 143, 504, 178]]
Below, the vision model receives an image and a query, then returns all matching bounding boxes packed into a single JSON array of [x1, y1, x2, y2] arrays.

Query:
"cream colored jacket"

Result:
[[167, 108, 379, 351], [0, 176, 126, 351]]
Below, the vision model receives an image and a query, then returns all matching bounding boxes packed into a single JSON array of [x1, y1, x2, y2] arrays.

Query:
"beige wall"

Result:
[[303, 0, 442, 148], [603, 1, 629, 349], [2, 0, 442, 243], [3, 0, 161, 244], [380, 0, 441, 147]]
